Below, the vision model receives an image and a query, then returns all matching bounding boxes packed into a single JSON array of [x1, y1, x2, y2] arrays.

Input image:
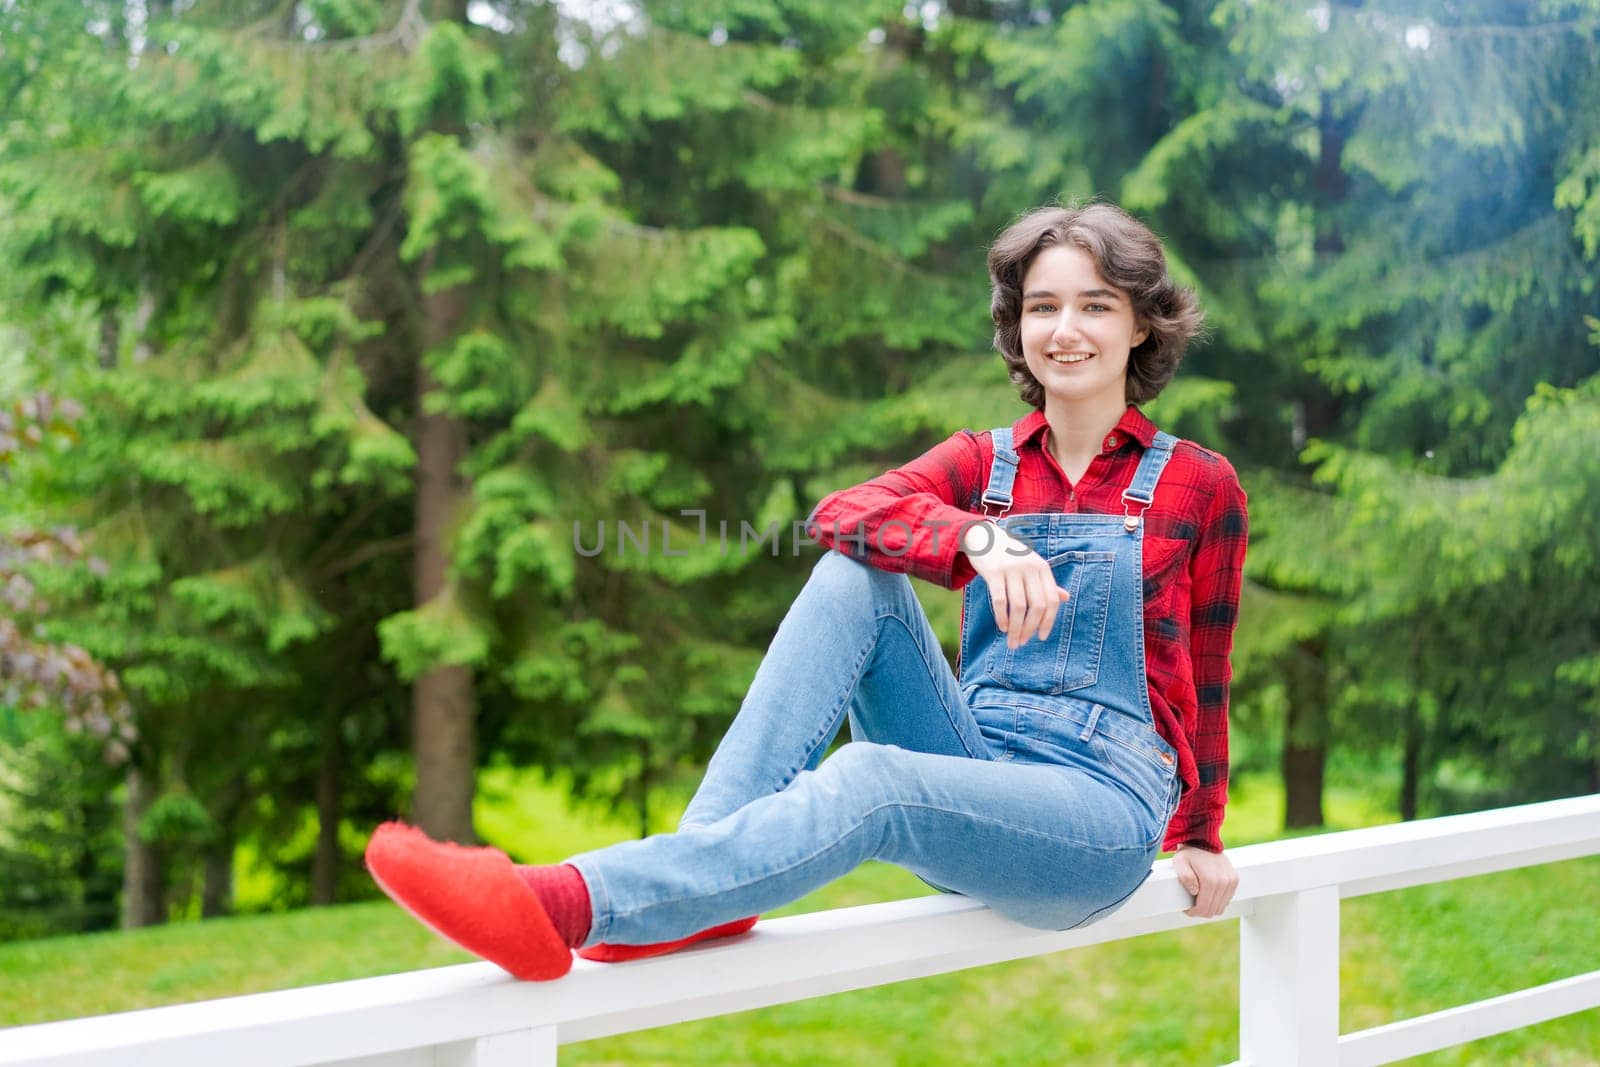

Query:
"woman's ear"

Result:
[[1133, 323, 1150, 348]]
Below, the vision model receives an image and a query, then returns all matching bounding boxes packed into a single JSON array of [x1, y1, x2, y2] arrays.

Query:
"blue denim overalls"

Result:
[[566, 426, 1186, 946], [959, 425, 1184, 841]]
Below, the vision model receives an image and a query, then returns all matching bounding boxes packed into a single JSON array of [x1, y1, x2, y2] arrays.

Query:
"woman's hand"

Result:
[[1172, 845, 1238, 918], [960, 520, 1071, 650]]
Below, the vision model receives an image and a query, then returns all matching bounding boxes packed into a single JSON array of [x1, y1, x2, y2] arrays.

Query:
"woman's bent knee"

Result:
[[809, 550, 910, 606], [812, 741, 904, 804]]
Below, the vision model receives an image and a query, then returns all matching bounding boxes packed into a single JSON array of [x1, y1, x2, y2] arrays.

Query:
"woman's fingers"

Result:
[[990, 572, 1013, 640], [978, 545, 1071, 647], [1004, 566, 1064, 647], [1003, 571, 1029, 648], [1037, 573, 1067, 641], [1021, 570, 1050, 646]]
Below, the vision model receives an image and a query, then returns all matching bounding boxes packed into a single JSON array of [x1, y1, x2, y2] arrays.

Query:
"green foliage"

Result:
[[5, 0, 1600, 922], [1281, 376, 1600, 805], [557, 29, 805, 141], [378, 585, 492, 681], [0, 713, 123, 941], [137, 790, 218, 851]]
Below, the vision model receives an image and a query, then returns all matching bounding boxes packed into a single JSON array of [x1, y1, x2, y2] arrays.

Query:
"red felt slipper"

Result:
[[364, 821, 572, 981], [577, 915, 759, 963]]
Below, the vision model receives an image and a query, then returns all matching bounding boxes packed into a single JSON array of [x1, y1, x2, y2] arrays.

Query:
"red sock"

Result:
[[514, 863, 592, 949], [363, 822, 572, 981]]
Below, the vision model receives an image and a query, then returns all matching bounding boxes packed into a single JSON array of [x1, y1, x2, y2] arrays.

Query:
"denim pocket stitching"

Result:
[[1089, 733, 1171, 848], [1097, 727, 1179, 775], [993, 551, 1114, 695], [1072, 555, 1115, 690]]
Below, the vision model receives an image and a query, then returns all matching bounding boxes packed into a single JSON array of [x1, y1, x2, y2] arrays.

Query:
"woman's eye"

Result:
[[1031, 303, 1057, 313], [1085, 303, 1109, 313]]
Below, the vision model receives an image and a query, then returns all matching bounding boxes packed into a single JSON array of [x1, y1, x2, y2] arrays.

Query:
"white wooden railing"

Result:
[[3, 794, 1598, 1067]]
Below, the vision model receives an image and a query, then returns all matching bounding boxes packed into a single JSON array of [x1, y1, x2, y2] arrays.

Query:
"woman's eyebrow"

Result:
[[1022, 287, 1123, 301]]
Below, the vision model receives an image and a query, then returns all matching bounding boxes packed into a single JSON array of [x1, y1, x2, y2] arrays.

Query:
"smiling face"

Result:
[[1018, 243, 1149, 416]]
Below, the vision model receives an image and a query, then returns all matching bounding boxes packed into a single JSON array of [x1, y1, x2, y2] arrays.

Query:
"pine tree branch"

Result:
[[805, 205, 951, 289], [1337, 4, 1600, 41], [741, 89, 779, 112], [604, 216, 676, 240], [821, 184, 895, 208], [1425, 20, 1598, 39], [304, 496, 390, 574], [475, 137, 668, 243], [238, 0, 299, 39], [812, 214, 900, 264], [313, 534, 415, 580], [344, 193, 408, 283], [255, 158, 329, 287], [244, 0, 427, 52]]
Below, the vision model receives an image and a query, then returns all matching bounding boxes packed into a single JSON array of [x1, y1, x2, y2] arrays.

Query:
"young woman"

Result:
[[365, 202, 1248, 981]]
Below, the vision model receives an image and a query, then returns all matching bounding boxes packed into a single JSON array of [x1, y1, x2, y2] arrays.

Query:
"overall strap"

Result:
[[981, 426, 1021, 517], [1120, 430, 1179, 531]]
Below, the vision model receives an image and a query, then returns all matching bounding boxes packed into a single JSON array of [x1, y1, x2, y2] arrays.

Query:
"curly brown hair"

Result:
[[988, 202, 1204, 408]]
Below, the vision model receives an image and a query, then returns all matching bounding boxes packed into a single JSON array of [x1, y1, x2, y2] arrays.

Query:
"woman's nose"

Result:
[[1051, 312, 1085, 344]]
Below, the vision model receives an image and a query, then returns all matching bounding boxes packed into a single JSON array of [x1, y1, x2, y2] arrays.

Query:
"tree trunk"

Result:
[[1282, 715, 1326, 828], [636, 745, 651, 840], [311, 714, 343, 906], [1400, 704, 1422, 821], [98, 313, 118, 370], [410, 272, 477, 844], [120, 765, 165, 928], [200, 836, 233, 918], [132, 290, 155, 363], [1313, 94, 1350, 258], [1298, 87, 1356, 438], [1282, 641, 1328, 829], [409, 0, 477, 843]]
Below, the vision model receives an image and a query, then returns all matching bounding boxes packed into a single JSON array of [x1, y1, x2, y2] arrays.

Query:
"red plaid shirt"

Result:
[[807, 405, 1248, 853]]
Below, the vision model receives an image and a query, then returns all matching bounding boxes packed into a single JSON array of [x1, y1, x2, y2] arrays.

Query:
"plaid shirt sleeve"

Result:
[[1167, 457, 1249, 853], [806, 431, 985, 589]]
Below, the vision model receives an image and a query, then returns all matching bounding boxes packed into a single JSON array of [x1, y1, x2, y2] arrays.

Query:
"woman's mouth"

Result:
[[1047, 352, 1093, 365]]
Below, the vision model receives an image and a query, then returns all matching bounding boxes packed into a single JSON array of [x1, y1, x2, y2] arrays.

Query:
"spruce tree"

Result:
[[1153, 0, 1600, 818]]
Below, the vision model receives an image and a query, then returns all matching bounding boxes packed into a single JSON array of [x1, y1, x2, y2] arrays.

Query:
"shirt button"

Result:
[[1104, 434, 1119, 450]]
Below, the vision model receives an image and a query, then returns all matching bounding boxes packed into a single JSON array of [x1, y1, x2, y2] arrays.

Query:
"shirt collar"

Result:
[[1012, 405, 1158, 455]]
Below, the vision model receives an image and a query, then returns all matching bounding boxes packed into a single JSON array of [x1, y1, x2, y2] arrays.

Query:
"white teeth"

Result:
[[1048, 353, 1093, 364]]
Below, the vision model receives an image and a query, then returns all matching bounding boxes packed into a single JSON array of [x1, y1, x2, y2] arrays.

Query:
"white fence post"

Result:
[[1239, 885, 1340, 1067], [435, 1027, 558, 1067]]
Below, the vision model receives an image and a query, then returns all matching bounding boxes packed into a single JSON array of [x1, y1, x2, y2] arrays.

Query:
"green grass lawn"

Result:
[[2, 770, 1596, 1066]]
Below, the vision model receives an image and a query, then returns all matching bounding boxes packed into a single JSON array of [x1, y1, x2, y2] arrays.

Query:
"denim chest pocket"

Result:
[[992, 550, 1116, 695]]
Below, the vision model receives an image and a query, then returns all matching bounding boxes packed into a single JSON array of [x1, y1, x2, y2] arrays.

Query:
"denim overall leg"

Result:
[[565, 430, 1183, 947]]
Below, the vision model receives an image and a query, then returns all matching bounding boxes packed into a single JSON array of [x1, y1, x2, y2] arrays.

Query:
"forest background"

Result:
[[1, 0, 1598, 968]]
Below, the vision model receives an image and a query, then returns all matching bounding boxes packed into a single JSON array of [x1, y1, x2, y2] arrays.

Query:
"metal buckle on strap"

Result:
[[981, 493, 1013, 520], [1121, 490, 1150, 531]]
